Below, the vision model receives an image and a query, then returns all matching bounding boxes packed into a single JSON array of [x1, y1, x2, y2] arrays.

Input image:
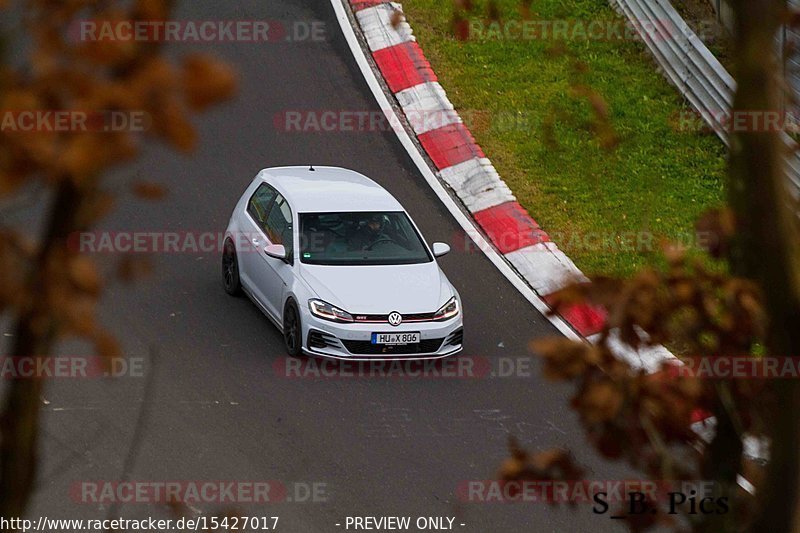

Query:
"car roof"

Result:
[[256, 166, 404, 213]]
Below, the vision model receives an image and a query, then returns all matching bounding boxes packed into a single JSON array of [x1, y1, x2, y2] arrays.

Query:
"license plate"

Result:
[[371, 332, 420, 345]]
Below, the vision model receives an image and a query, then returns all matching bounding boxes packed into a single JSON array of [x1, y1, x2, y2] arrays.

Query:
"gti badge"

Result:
[[388, 312, 403, 326]]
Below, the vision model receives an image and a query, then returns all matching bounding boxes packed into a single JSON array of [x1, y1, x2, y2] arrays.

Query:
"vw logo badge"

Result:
[[388, 312, 403, 326]]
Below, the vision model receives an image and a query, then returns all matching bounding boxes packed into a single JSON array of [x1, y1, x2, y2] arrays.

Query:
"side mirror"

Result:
[[432, 242, 451, 258], [264, 244, 287, 260]]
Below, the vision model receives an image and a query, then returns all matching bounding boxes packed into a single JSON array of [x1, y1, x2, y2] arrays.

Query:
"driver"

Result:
[[348, 213, 390, 251]]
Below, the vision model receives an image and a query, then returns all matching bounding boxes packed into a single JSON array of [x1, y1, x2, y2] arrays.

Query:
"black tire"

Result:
[[222, 239, 241, 296], [283, 302, 303, 357]]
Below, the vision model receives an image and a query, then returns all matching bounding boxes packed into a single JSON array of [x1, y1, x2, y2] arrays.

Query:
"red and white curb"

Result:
[[331, 0, 763, 482], [348, 1, 674, 369]]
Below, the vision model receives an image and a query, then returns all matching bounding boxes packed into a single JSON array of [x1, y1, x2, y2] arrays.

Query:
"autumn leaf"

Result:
[[519, 1, 531, 20], [182, 55, 238, 111], [68, 255, 102, 296], [131, 181, 168, 200], [453, 0, 473, 12], [389, 9, 404, 30], [695, 207, 736, 259], [487, 0, 500, 22], [500, 438, 585, 487], [61, 295, 97, 336], [574, 380, 624, 423], [133, 0, 169, 20], [531, 337, 601, 380], [154, 96, 197, 152], [451, 14, 471, 41], [570, 84, 619, 150], [117, 255, 153, 282], [93, 330, 122, 359], [132, 57, 179, 93], [58, 134, 107, 181]]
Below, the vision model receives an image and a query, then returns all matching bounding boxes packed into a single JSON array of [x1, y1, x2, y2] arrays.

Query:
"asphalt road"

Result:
[[12, 0, 631, 530]]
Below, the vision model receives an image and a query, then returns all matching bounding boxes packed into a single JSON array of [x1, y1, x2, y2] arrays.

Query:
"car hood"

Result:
[[299, 261, 453, 314]]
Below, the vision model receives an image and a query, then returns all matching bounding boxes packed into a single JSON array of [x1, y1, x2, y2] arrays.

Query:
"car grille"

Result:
[[352, 312, 437, 323], [342, 338, 444, 355]]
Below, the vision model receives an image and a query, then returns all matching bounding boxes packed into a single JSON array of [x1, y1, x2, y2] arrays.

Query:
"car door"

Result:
[[258, 193, 296, 321], [240, 182, 277, 309]]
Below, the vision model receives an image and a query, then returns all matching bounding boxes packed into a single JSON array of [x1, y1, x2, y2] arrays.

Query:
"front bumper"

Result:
[[300, 311, 463, 360]]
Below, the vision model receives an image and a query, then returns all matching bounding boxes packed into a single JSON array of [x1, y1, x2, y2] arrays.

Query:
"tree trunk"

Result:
[[0, 179, 83, 518], [727, 0, 800, 530]]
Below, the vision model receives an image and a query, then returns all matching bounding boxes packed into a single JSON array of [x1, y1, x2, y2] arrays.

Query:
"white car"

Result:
[[222, 166, 463, 359]]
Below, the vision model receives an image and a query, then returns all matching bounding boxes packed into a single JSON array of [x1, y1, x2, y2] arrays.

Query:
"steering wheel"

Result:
[[364, 238, 394, 250]]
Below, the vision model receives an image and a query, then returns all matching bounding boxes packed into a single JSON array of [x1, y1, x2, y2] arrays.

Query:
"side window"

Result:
[[264, 194, 294, 260], [247, 183, 277, 227]]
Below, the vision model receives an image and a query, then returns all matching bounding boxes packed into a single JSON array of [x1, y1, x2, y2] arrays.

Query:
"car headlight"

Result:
[[308, 299, 354, 323], [433, 296, 459, 321]]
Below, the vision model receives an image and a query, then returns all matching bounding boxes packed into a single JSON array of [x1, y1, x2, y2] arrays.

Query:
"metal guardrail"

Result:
[[611, 0, 800, 199]]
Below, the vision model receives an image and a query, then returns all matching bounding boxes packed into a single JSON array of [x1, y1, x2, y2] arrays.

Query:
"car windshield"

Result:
[[299, 212, 432, 266]]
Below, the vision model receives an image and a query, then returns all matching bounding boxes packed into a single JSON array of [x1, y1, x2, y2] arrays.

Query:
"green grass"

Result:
[[402, 0, 726, 278]]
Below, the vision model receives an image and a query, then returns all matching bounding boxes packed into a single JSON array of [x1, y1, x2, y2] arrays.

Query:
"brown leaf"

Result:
[[117, 255, 153, 282], [0, 89, 40, 110], [519, 0, 532, 19], [531, 337, 602, 381], [78, 190, 116, 227], [93, 331, 122, 359], [487, 0, 500, 22], [452, 15, 471, 41], [499, 441, 584, 484], [61, 295, 97, 336], [58, 134, 107, 180], [132, 57, 178, 93], [155, 97, 197, 152], [695, 207, 736, 259], [134, 0, 169, 20], [575, 380, 624, 423], [570, 84, 619, 150], [182, 55, 238, 111], [594, 431, 624, 459], [498, 455, 524, 481], [389, 9, 404, 29], [131, 181, 168, 200], [68, 256, 102, 296]]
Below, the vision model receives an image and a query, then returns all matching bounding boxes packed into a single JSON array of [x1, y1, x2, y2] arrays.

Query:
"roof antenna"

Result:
[[309, 164, 315, 172]]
